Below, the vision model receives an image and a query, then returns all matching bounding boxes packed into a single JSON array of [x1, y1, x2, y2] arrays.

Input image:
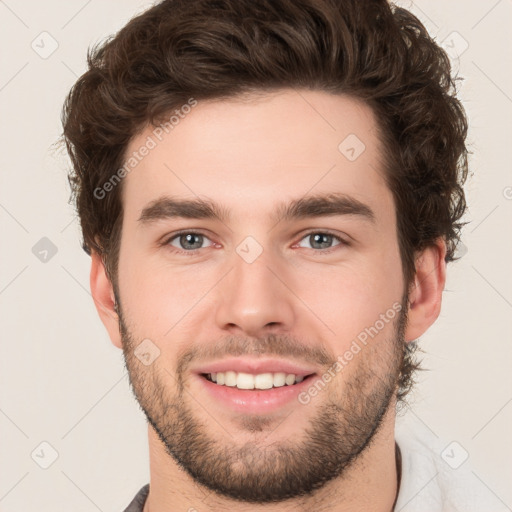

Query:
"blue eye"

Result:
[[297, 232, 347, 251], [167, 232, 214, 252]]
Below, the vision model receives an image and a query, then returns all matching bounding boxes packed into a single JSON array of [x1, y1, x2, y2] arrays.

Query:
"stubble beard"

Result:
[[119, 308, 407, 503]]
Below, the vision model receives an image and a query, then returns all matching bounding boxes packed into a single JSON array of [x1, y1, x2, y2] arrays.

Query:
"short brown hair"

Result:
[[62, 0, 468, 290]]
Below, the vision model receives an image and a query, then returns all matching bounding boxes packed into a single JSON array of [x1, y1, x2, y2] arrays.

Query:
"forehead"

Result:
[[121, 89, 393, 224]]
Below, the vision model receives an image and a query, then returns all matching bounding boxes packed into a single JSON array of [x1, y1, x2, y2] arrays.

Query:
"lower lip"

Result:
[[196, 374, 315, 414]]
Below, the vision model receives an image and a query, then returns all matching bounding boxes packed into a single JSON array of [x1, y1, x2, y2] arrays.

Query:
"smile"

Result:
[[203, 371, 311, 390]]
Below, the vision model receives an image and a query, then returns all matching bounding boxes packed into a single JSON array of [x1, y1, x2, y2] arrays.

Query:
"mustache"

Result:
[[177, 333, 334, 374]]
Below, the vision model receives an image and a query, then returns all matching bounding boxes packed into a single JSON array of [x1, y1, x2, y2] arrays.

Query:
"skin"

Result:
[[90, 89, 446, 511]]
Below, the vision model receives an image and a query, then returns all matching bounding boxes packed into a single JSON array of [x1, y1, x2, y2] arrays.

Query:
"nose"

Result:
[[214, 244, 296, 338]]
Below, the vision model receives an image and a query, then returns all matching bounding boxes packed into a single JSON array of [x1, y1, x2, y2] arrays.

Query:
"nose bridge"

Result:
[[214, 237, 295, 336]]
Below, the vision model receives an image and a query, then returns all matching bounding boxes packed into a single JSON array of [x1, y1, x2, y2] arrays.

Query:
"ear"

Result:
[[404, 238, 447, 342], [90, 251, 123, 349]]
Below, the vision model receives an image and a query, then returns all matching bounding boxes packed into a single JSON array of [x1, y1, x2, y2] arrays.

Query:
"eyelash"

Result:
[[161, 230, 350, 256]]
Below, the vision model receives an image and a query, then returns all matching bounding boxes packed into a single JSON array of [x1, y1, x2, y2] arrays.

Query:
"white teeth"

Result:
[[285, 373, 296, 386], [207, 371, 308, 389], [254, 373, 273, 389], [237, 372, 255, 389], [225, 371, 237, 387], [273, 372, 286, 387]]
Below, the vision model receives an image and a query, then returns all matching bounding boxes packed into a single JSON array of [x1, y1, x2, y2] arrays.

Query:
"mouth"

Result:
[[191, 357, 320, 414]]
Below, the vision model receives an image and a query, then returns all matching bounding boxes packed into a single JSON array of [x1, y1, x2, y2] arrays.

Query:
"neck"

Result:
[[144, 406, 399, 512]]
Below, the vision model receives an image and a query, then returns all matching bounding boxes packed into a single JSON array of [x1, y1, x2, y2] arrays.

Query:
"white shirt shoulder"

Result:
[[394, 411, 508, 512]]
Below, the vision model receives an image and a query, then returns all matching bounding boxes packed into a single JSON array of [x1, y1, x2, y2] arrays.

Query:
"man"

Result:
[[61, 0, 496, 510]]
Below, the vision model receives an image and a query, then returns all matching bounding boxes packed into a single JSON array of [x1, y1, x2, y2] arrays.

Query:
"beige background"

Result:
[[0, 0, 511, 510]]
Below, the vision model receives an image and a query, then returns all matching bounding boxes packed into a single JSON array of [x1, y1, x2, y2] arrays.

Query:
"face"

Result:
[[113, 90, 408, 502]]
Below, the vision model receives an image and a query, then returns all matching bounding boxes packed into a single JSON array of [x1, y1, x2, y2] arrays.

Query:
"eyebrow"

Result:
[[137, 192, 376, 226]]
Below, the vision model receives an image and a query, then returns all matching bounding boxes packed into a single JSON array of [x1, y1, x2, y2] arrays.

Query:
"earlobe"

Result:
[[404, 239, 447, 342], [90, 251, 123, 349]]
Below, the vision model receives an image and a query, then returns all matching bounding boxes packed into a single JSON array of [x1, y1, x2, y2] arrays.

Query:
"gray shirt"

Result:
[[123, 484, 149, 512]]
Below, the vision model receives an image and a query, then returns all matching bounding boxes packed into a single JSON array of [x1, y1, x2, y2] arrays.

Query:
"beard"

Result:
[[119, 301, 409, 504]]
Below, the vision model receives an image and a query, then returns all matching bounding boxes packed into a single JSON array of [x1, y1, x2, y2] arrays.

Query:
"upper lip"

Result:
[[192, 357, 318, 377]]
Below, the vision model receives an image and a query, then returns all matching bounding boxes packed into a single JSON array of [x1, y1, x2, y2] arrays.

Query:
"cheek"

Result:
[[292, 255, 403, 352], [118, 250, 215, 339]]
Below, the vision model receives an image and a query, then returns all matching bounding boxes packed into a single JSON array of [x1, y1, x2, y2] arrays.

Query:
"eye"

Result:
[[165, 232, 215, 253], [296, 232, 348, 251]]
